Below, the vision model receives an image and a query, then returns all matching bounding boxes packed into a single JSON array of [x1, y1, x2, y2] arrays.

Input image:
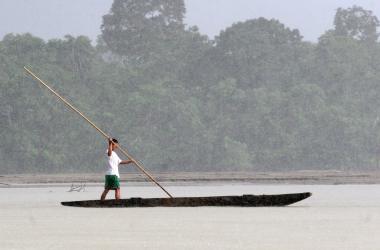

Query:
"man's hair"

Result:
[[112, 138, 119, 144]]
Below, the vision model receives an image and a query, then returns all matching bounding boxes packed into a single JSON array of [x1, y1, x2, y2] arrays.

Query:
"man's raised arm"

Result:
[[107, 138, 113, 156]]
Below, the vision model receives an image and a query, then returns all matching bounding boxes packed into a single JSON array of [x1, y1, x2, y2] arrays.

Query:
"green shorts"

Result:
[[104, 175, 120, 190]]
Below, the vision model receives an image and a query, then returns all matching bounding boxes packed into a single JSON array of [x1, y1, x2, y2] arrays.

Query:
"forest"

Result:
[[1, 1, 380, 174]]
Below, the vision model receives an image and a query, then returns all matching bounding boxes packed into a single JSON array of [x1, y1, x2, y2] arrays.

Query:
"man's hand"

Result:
[[121, 159, 134, 165]]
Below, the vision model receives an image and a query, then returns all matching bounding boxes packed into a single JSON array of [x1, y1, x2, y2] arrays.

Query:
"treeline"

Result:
[[2, 1, 380, 173]]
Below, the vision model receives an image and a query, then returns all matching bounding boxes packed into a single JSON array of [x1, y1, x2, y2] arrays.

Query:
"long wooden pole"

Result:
[[24, 66, 173, 198]]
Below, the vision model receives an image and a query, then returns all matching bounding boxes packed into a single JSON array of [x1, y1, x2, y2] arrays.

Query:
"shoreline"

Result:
[[2, 170, 380, 187]]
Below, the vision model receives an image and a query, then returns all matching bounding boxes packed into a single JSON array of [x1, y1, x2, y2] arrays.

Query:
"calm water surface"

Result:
[[1, 183, 379, 250]]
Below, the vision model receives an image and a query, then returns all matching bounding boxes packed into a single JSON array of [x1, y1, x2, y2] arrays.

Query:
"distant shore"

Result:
[[1, 170, 380, 187]]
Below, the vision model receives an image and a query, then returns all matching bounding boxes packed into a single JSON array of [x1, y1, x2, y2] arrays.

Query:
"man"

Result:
[[100, 138, 133, 201]]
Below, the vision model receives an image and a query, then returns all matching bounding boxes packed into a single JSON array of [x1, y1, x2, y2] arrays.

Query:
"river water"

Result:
[[1, 183, 379, 250]]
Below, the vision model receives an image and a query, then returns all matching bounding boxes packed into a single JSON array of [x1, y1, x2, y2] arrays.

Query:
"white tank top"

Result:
[[106, 150, 122, 177]]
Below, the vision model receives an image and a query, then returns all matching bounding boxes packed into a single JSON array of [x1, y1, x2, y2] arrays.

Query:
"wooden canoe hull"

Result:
[[61, 192, 311, 207]]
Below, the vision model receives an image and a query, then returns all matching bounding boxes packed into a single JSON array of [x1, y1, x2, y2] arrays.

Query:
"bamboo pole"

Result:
[[24, 66, 173, 198]]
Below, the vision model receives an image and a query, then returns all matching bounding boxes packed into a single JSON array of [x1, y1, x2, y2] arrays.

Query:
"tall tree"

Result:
[[214, 18, 304, 89], [334, 5, 380, 43], [101, 0, 185, 65]]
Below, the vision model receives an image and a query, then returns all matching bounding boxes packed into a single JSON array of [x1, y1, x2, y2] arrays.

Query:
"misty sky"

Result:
[[0, 0, 379, 43]]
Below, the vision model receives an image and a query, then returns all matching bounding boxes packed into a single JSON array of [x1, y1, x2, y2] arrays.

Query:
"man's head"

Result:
[[111, 138, 119, 151]]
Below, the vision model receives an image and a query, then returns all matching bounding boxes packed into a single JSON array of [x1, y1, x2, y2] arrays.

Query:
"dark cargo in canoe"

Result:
[[61, 192, 311, 207]]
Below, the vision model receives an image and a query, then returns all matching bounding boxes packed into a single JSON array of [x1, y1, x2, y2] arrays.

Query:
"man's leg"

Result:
[[101, 189, 109, 201], [115, 188, 121, 200]]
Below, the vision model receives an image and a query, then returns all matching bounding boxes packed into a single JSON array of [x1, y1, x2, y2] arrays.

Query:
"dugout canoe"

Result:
[[61, 192, 311, 207]]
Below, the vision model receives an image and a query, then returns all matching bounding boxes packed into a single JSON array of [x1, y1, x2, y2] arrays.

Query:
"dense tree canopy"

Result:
[[334, 5, 380, 43], [101, 0, 186, 65], [214, 18, 304, 89], [2, 3, 380, 174]]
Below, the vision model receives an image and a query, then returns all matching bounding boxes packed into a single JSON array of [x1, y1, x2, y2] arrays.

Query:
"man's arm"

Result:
[[107, 138, 112, 156], [120, 159, 133, 165]]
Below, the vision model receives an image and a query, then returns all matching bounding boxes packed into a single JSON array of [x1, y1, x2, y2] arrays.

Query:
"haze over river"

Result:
[[1, 183, 379, 250]]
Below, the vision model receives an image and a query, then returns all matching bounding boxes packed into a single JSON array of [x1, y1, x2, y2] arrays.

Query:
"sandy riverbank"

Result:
[[1, 170, 380, 186]]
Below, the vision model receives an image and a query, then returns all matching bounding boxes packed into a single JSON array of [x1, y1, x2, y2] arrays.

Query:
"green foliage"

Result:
[[223, 136, 252, 170], [334, 5, 380, 43], [1, 3, 380, 173], [101, 0, 186, 65], [214, 18, 304, 89]]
